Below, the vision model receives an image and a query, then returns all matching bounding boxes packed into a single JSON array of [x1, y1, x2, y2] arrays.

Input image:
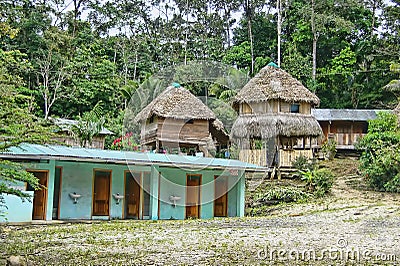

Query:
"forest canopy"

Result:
[[0, 0, 399, 148]]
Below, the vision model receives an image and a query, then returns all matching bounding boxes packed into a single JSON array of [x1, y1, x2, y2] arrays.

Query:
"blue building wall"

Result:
[[3, 159, 246, 222], [200, 172, 215, 220], [0, 192, 34, 223], [158, 167, 187, 220]]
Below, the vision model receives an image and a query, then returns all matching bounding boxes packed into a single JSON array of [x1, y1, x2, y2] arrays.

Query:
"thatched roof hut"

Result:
[[231, 113, 322, 141], [134, 86, 216, 122], [232, 65, 320, 109], [134, 85, 228, 154], [231, 65, 322, 141]]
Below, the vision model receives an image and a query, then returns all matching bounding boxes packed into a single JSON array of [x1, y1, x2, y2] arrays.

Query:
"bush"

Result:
[[357, 112, 400, 192], [313, 169, 335, 197], [255, 187, 309, 204], [300, 168, 335, 197], [292, 155, 317, 171], [321, 139, 337, 160]]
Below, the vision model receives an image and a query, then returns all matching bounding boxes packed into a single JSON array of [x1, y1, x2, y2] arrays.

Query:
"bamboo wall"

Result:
[[239, 149, 268, 167], [241, 101, 311, 115], [279, 149, 313, 167], [239, 148, 314, 168]]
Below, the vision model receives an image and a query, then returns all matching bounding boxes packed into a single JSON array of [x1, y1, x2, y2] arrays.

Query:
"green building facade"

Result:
[[1, 144, 262, 223]]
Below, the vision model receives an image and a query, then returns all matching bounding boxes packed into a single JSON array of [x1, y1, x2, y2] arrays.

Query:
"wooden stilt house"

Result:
[[134, 85, 229, 156], [230, 64, 322, 168]]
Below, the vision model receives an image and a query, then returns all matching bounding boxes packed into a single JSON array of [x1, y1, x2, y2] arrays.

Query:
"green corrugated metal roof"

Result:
[[3, 144, 266, 171]]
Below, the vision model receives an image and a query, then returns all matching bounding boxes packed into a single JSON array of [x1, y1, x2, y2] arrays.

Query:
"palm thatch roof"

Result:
[[233, 65, 320, 108], [134, 86, 216, 122], [394, 102, 400, 115], [230, 113, 323, 140]]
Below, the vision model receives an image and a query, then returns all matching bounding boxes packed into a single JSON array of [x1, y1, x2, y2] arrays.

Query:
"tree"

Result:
[[0, 47, 54, 207], [233, 11, 277, 74], [307, 0, 354, 81], [35, 27, 71, 119], [71, 101, 105, 148], [321, 46, 359, 108], [357, 112, 400, 192], [384, 62, 400, 98]]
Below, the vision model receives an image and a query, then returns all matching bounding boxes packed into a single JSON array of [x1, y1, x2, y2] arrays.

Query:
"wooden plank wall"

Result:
[[53, 136, 105, 149], [318, 121, 368, 147], [158, 118, 209, 140]]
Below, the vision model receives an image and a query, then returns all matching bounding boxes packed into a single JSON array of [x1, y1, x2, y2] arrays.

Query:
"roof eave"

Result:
[[0, 154, 264, 172]]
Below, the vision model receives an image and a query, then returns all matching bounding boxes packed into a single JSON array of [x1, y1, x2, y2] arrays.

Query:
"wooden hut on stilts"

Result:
[[134, 85, 229, 156], [230, 64, 322, 175]]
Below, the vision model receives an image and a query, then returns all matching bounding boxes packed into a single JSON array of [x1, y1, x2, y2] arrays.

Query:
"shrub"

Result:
[[357, 112, 400, 192], [255, 187, 310, 204], [111, 132, 140, 151], [312, 169, 335, 197], [300, 168, 335, 197], [292, 155, 317, 172], [321, 139, 337, 160]]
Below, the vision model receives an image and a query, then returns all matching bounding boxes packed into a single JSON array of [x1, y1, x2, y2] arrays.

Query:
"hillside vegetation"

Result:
[[1, 1, 399, 150], [246, 158, 400, 217]]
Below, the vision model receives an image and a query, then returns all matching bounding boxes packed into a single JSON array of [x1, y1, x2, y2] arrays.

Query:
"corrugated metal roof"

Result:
[[2, 144, 265, 171], [311, 109, 390, 121]]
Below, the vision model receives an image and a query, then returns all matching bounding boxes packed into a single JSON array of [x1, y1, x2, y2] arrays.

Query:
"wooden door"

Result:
[[29, 171, 48, 220], [125, 172, 141, 219], [186, 175, 201, 219], [214, 176, 228, 217], [93, 170, 111, 216]]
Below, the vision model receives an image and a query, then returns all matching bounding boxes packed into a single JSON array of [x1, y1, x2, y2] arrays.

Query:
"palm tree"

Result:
[[72, 101, 105, 148]]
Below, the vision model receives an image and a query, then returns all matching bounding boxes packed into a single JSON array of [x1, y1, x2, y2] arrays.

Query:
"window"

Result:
[[290, 104, 300, 113], [149, 115, 155, 124]]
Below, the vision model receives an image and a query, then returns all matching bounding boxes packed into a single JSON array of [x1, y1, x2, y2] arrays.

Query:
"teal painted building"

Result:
[[0, 144, 263, 223]]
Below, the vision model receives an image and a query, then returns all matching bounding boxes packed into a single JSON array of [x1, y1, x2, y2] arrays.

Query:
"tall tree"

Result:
[[35, 27, 71, 119], [0, 32, 54, 205]]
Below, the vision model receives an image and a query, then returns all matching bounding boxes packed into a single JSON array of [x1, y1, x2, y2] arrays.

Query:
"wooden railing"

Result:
[[319, 133, 366, 148]]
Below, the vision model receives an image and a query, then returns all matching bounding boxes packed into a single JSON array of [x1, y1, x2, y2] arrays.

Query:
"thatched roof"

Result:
[[394, 102, 400, 115], [230, 113, 323, 140], [233, 65, 320, 107], [134, 86, 216, 122]]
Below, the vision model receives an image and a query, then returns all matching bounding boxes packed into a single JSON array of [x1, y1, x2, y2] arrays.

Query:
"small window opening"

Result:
[[290, 104, 300, 113]]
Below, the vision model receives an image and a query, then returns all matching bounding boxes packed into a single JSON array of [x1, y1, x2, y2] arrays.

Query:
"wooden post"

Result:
[[350, 122, 354, 145], [328, 121, 331, 135]]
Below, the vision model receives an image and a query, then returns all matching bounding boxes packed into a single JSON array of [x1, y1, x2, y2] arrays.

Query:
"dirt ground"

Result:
[[0, 159, 399, 265]]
